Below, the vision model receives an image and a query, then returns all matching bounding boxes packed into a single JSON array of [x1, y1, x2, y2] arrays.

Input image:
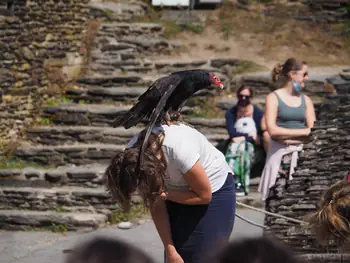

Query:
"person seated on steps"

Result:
[[224, 84, 264, 197], [307, 173, 350, 248], [64, 237, 154, 263]]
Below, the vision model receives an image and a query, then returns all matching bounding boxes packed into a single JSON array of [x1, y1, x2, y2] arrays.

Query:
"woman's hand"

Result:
[[166, 246, 184, 263], [232, 136, 245, 143]]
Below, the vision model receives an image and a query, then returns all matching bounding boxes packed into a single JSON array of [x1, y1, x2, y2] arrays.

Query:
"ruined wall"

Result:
[[265, 69, 350, 253], [0, 0, 89, 147], [306, 0, 349, 22]]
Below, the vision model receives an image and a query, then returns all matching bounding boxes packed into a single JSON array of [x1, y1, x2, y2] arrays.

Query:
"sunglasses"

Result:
[[238, 95, 250, 99]]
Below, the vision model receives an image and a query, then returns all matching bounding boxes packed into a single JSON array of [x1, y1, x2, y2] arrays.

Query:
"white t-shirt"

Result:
[[126, 123, 233, 193]]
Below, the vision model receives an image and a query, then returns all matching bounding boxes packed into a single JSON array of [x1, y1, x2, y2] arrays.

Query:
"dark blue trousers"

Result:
[[165, 173, 236, 263]]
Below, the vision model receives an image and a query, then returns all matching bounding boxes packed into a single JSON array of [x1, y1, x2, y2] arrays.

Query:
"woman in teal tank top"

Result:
[[258, 58, 316, 230]]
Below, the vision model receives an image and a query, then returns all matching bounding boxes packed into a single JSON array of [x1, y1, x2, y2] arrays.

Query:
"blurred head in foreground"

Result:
[[214, 236, 303, 263], [65, 237, 154, 263]]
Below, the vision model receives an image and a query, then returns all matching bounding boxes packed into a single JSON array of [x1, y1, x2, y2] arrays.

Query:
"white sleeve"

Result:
[[170, 142, 200, 174], [125, 135, 139, 149]]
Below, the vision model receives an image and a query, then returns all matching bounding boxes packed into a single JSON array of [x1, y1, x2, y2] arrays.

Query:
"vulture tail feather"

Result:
[[138, 84, 177, 170]]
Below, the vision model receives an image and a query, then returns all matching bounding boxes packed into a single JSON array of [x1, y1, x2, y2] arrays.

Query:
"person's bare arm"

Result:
[[164, 160, 212, 205], [305, 95, 316, 128], [150, 200, 183, 262], [261, 114, 267, 132], [265, 93, 310, 140]]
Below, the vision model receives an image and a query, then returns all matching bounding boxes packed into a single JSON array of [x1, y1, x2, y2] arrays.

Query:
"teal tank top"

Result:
[[274, 92, 306, 129]]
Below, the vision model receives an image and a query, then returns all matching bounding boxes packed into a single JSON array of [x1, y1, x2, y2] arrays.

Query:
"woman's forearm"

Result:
[[268, 124, 310, 140], [167, 189, 211, 205], [150, 200, 176, 253]]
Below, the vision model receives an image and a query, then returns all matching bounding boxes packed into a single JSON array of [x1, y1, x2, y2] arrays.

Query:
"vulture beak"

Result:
[[219, 83, 224, 89]]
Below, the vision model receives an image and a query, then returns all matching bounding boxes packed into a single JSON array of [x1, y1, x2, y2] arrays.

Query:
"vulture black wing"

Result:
[[112, 74, 183, 129]]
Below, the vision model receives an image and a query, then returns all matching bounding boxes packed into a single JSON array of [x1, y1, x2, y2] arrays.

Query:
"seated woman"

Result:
[[258, 58, 316, 226], [225, 85, 264, 196], [105, 113, 236, 263], [307, 174, 350, 247]]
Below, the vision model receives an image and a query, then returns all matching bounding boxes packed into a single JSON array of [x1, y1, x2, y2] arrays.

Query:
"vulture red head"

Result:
[[209, 73, 224, 89]]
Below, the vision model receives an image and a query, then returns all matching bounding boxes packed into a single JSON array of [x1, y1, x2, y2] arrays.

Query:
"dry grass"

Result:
[[80, 20, 101, 76], [209, 1, 350, 66], [150, 1, 349, 67]]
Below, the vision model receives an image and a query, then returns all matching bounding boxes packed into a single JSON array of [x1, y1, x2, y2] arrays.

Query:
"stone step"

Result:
[[0, 186, 118, 214], [0, 209, 108, 231], [0, 163, 108, 188], [42, 103, 133, 126], [13, 144, 124, 166], [88, 1, 145, 22], [41, 103, 196, 127], [100, 22, 164, 36], [25, 126, 142, 145], [64, 86, 216, 104], [65, 87, 147, 103], [77, 74, 147, 87], [25, 125, 227, 145]]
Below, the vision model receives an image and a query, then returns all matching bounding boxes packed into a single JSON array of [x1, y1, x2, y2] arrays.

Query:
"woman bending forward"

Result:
[[105, 120, 236, 263]]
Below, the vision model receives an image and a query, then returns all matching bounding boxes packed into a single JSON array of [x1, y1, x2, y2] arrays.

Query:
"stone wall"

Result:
[[305, 0, 349, 22], [264, 68, 350, 253], [0, 0, 90, 147]]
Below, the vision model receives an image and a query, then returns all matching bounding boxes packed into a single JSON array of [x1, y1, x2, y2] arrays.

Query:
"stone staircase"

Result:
[[0, 1, 251, 231]]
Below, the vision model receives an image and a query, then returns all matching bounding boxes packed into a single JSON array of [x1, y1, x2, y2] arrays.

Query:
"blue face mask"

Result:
[[292, 81, 302, 93]]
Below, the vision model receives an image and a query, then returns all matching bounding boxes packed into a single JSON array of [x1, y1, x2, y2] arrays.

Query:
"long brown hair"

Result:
[[104, 130, 168, 211], [307, 178, 350, 246], [272, 58, 307, 88]]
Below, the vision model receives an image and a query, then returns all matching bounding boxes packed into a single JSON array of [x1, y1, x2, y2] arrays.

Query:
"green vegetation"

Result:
[[187, 98, 225, 118], [109, 203, 147, 224], [133, 4, 203, 38], [37, 117, 52, 125], [24, 223, 68, 233], [44, 98, 59, 106], [61, 96, 73, 103], [0, 156, 49, 169]]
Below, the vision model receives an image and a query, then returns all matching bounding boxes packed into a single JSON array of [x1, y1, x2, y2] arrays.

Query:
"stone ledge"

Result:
[[65, 86, 215, 103], [26, 126, 142, 145], [66, 87, 147, 102], [78, 75, 145, 86], [0, 164, 108, 187], [13, 144, 125, 166], [25, 125, 227, 145], [42, 103, 133, 126], [0, 186, 118, 213], [42, 103, 198, 127], [0, 210, 108, 230]]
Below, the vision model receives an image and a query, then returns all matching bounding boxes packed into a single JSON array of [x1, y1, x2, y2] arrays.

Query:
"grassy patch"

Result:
[[24, 223, 68, 233], [80, 20, 101, 76], [61, 96, 73, 103], [186, 97, 225, 118], [133, 4, 203, 39], [37, 117, 52, 125], [0, 156, 49, 169], [233, 61, 265, 74], [45, 98, 59, 106], [109, 203, 147, 224], [212, 1, 350, 65]]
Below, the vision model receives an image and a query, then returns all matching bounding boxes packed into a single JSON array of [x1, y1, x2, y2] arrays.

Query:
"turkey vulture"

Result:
[[112, 69, 224, 166]]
